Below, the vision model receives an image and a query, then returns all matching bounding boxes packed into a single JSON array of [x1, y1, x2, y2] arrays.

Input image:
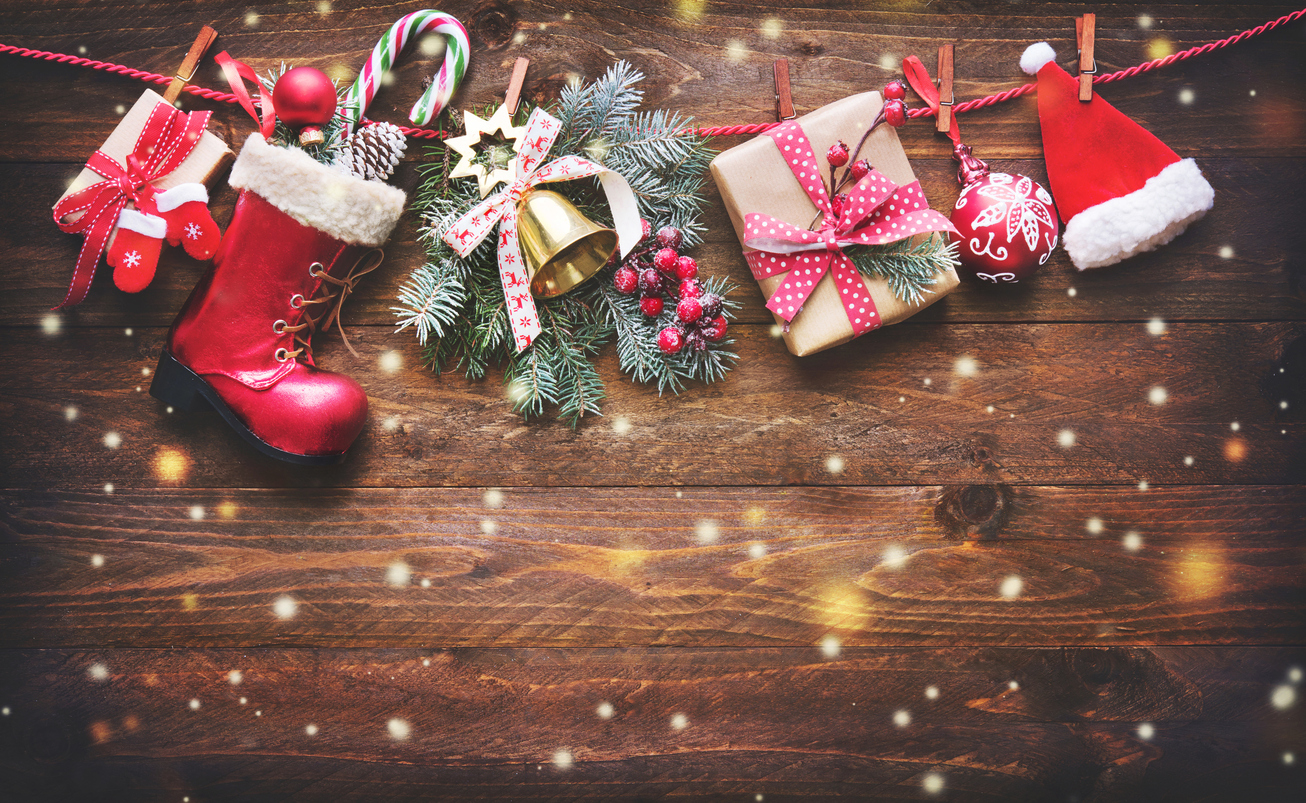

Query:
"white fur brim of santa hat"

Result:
[[229, 133, 406, 247], [1021, 42, 1214, 270]]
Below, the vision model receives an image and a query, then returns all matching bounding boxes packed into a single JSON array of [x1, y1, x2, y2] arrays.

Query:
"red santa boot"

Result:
[[155, 183, 221, 261], [105, 208, 167, 293], [149, 134, 405, 464]]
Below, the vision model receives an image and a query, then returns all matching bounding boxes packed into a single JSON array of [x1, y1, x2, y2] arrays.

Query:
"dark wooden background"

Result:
[[2, 1, 1304, 800]]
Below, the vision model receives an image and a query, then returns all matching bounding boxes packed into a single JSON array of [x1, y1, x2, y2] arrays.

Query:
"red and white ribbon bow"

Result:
[[742, 120, 956, 335], [52, 101, 211, 309], [443, 107, 641, 351]]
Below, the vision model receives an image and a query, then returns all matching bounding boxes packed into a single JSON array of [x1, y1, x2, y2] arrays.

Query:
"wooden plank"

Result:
[[0, 323, 1301, 489], [4, 157, 1303, 326], [2, 487, 1302, 647], [1, 647, 1303, 800], [0, 3, 1302, 159]]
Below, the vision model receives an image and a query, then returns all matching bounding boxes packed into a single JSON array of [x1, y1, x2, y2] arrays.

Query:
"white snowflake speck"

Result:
[[696, 519, 719, 545], [1285, 751, 1296, 766], [378, 351, 403, 373], [1184, 456, 1195, 467], [670, 713, 689, 731], [87, 663, 109, 682], [924, 686, 940, 700], [188, 698, 201, 710], [923, 377, 932, 386], [1123, 531, 1143, 552], [1149, 386, 1168, 405], [922, 773, 944, 795], [1008, 680, 1020, 691], [189, 506, 205, 520], [596, 702, 614, 720], [1000, 575, 1024, 599], [1218, 245, 1234, 259], [1, 707, 8, 716], [103, 432, 122, 449], [748, 542, 767, 560], [1230, 421, 1241, 432], [42, 314, 61, 335], [1057, 429, 1076, 448], [553, 748, 573, 768], [483, 488, 504, 509], [986, 405, 995, 414], [381, 416, 399, 432], [244, 11, 260, 27], [1288, 666, 1303, 684], [760, 17, 782, 38], [386, 561, 411, 588], [273, 596, 297, 620], [306, 723, 319, 736], [1280, 400, 1289, 410], [954, 356, 979, 377], [878, 52, 899, 71], [1138, 14, 1154, 29], [899, 396, 906, 403], [91, 554, 105, 568], [228, 670, 243, 685], [612, 416, 632, 435], [1138, 481, 1150, 491], [1086, 517, 1104, 535], [1178, 88, 1195, 105], [825, 455, 845, 474], [893, 709, 911, 727], [387, 717, 410, 741], [1137, 722, 1155, 740], [882, 545, 907, 569], [124, 328, 133, 336], [255, 710, 262, 717], [724, 39, 748, 62], [1147, 317, 1167, 336], [64, 406, 78, 421], [820, 636, 841, 659], [420, 578, 431, 588], [1067, 287, 1077, 297], [239, 697, 247, 705], [1271, 684, 1297, 710]]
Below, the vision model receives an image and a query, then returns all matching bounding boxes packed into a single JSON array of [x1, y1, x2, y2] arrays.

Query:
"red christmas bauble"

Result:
[[949, 146, 1058, 284], [272, 67, 337, 143]]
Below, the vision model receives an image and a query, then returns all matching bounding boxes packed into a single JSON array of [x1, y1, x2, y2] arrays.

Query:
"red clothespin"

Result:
[[163, 25, 218, 104], [935, 43, 955, 133], [505, 57, 530, 115], [774, 59, 796, 120], [1076, 13, 1096, 101]]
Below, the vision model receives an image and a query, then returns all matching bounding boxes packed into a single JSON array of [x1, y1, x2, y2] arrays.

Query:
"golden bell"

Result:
[[516, 189, 618, 298]]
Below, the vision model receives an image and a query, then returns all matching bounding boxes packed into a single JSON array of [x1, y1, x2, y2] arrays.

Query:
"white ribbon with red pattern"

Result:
[[443, 107, 641, 351], [742, 121, 957, 335]]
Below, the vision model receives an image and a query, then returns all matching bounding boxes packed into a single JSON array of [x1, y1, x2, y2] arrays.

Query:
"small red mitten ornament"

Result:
[[156, 184, 221, 261], [106, 208, 166, 293], [950, 144, 1058, 284], [272, 66, 337, 146]]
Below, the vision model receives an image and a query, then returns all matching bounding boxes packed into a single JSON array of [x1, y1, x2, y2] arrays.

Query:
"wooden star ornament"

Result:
[[446, 104, 525, 198]]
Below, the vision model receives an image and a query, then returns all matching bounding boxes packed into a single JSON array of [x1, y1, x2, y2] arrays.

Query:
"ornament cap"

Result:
[[954, 142, 990, 187], [298, 127, 325, 147]]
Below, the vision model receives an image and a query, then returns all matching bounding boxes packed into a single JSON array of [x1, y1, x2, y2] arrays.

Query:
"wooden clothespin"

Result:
[[1075, 13, 1096, 101], [936, 43, 955, 133], [505, 57, 530, 116], [163, 25, 218, 104], [773, 59, 796, 121]]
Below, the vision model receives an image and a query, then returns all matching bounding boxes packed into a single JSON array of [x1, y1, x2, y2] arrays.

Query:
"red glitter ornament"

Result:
[[272, 67, 338, 146], [950, 144, 1058, 284]]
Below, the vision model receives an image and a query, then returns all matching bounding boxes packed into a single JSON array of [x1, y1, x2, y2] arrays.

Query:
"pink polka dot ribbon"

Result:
[[443, 108, 642, 352], [741, 121, 957, 334]]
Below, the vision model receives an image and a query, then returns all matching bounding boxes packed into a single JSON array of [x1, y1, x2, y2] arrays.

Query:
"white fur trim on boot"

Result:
[[1021, 42, 1058, 75], [1063, 158, 1215, 270], [115, 207, 167, 238], [228, 133, 406, 247], [154, 183, 209, 212]]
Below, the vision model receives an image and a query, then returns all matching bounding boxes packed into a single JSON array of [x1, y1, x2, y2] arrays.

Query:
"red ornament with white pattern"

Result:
[[950, 143, 1058, 284]]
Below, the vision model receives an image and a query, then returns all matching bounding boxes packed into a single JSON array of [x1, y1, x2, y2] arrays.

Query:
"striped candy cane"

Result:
[[342, 9, 469, 135]]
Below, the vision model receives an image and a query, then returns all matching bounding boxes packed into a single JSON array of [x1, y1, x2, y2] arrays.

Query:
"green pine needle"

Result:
[[845, 235, 961, 306]]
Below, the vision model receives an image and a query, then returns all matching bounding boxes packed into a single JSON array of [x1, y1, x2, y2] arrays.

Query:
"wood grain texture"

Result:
[[2, 486, 1302, 648], [2, 647, 1304, 801], [2, 324, 1301, 488]]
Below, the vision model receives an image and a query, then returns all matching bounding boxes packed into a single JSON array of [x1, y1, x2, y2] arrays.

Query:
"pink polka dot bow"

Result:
[[743, 121, 957, 335]]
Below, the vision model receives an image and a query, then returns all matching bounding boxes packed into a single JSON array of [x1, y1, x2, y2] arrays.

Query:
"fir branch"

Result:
[[259, 63, 348, 166], [845, 235, 961, 306]]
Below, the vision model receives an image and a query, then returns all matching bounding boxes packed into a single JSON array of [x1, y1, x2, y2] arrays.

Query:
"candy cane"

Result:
[[342, 9, 469, 135]]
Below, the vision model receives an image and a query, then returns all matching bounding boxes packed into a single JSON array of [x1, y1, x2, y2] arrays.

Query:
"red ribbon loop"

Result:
[[902, 56, 961, 145], [51, 101, 211, 308], [215, 51, 276, 139]]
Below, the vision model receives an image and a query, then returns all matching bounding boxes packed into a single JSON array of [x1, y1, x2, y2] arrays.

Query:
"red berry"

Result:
[[850, 159, 871, 181], [638, 268, 664, 296], [639, 295, 664, 317], [639, 218, 653, 243], [679, 279, 702, 299], [653, 247, 679, 272], [656, 226, 684, 251], [702, 315, 729, 341], [884, 99, 906, 128], [699, 293, 723, 319], [657, 326, 685, 355], [613, 266, 638, 294], [884, 79, 907, 101], [826, 140, 849, 168], [831, 193, 847, 218], [677, 296, 703, 324], [675, 255, 698, 281]]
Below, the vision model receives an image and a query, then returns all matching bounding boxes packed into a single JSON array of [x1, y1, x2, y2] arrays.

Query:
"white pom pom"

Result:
[[1020, 42, 1058, 75]]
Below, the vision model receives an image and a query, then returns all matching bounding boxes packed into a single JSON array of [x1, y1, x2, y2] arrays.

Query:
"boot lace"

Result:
[[274, 249, 384, 362]]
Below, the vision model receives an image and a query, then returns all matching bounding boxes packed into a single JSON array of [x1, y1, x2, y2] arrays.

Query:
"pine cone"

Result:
[[335, 122, 407, 181]]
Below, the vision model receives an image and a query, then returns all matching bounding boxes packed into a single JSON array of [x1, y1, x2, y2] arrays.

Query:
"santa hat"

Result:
[[1020, 42, 1214, 270]]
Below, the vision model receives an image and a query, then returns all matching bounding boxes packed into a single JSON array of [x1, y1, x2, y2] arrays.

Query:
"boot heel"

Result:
[[149, 350, 211, 412]]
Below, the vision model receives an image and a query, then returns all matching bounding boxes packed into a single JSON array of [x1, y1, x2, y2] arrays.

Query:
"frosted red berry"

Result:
[[884, 79, 907, 101], [679, 279, 701, 299], [653, 247, 679, 272], [656, 226, 684, 251], [677, 296, 703, 324], [657, 326, 685, 355], [884, 99, 906, 128], [700, 293, 723, 320], [639, 295, 664, 317], [614, 266, 638, 294], [639, 218, 653, 243], [675, 256, 698, 281], [702, 315, 729, 341], [638, 268, 664, 296], [850, 159, 871, 181], [826, 141, 849, 168], [830, 193, 847, 218]]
